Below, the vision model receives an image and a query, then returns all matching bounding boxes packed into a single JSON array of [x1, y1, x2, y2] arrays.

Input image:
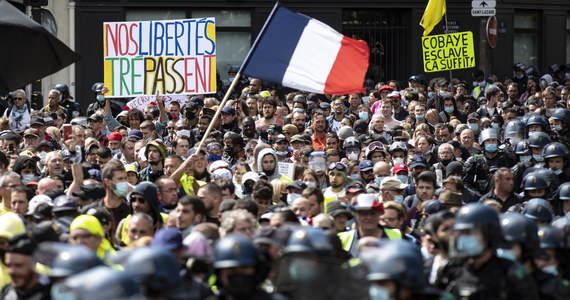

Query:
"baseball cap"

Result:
[[87, 114, 103, 123], [30, 116, 45, 126], [467, 112, 480, 121], [266, 123, 282, 134], [151, 228, 184, 250], [282, 124, 299, 135], [392, 163, 409, 174], [378, 85, 394, 92], [410, 156, 428, 168], [189, 96, 204, 107], [319, 102, 331, 109], [380, 177, 408, 190], [346, 181, 366, 194], [423, 200, 447, 214], [358, 160, 374, 172], [52, 195, 79, 213], [286, 180, 307, 191], [388, 91, 401, 98], [128, 129, 143, 140], [108, 131, 122, 142], [274, 134, 287, 143], [23, 128, 40, 139], [73, 184, 106, 200], [242, 172, 260, 184], [25, 202, 53, 220], [326, 201, 353, 219], [291, 134, 308, 143], [221, 106, 236, 115]]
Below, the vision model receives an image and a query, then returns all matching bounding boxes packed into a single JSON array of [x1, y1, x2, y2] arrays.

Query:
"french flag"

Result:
[[240, 3, 370, 95]]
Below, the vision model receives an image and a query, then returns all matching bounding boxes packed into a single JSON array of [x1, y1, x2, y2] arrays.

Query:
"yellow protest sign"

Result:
[[422, 31, 475, 72]]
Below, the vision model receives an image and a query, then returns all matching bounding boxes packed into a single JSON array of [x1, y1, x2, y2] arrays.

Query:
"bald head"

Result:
[[312, 213, 334, 230], [37, 178, 58, 195], [373, 161, 391, 177], [290, 197, 311, 217]]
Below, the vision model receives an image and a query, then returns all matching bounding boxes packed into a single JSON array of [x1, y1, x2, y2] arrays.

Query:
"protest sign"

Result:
[[103, 18, 216, 97], [421, 31, 475, 72], [126, 94, 188, 111], [278, 162, 294, 180]]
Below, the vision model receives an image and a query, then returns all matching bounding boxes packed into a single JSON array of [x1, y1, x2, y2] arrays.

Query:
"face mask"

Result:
[[287, 193, 301, 205], [359, 111, 369, 120], [225, 274, 257, 298], [450, 176, 462, 181], [207, 154, 222, 162], [397, 175, 408, 184], [441, 159, 453, 166], [416, 114, 425, 121], [421, 246, 433, 260], [491, 123, 500, 129], [38, 151, 47, 163], [113, 181, 129, 197], [469, 124, 479, 132], [21, 174, 35, 182], [375, 176, 385, 185], [111, 148, 120, 155], [496, 248, 517, 261], [533, 154, 544, 162], [480, 104, 486, 109], [554, 125, 563, 132], [541, 265, 558, 276], [393, 195, 404, 202], [552, 168, 563, 175], [444, 107, 454, 113], [393, 157, 404, 165], [288, 259, 316, 282], [478, 81, 486, 87], [275, 151, 288, 156], [96, 95, 105, 102], [350, 174, 360, 181], [424, 150, 431, 155], [292, 107, 304, 114], [186, 112, 196, 120], [228, 77, 234, 83], [457, 235, 485, 257], [515, 73, 524, 79], [519, 155, 531, 162], [347, 152, 359, 161], [304, 181, 316, 188], [427, 92, 435, 99], [369, 285, 392, 300], [247, 156, 254, 165], [484, 143, 498, 153]]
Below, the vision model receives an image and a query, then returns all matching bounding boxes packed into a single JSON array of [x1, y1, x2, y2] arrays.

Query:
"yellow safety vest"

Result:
[[338, 228, 402, 254], [180, 174, 207, 196]]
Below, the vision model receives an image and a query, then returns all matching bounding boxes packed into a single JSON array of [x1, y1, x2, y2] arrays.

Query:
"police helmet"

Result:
[[500, 213, 539, 254], [522, 173, 549, 191], [559, 182, 570, 200], [521, 112, 539, 125], [478, 128, 500, 145], [538, 225, 565, 249], [513, 62, 526, 73], [551, 108, 570, 124], [454, 203, 503, 247], [543, 142, 569, 159], [532, 168, 560, 189], [525, 66, 539, 78], [125, 247, 182, 291], [551, 217, 570, 248], [361, 240, 424, 290], [526, 115, 549, 130], [515, 140, 530, 155], [523, 198, 554, 222], [54, 83, 72, 99], [91, 82, 104, 93], [504, 119, 526, 142], [343, 136, 361, 150], [53, 266, 140, 300], [528, 132, 551, 148], [50, 244, 104, 278], [214, 235, 258, 269], [283, 227, 332, 256]]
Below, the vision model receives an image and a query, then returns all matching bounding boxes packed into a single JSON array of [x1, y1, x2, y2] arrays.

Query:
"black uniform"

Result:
[[463, 150, 518, 195], [437, 255, 539, 300], [532, 269, 570, 300], [60, 98, 82, 122]]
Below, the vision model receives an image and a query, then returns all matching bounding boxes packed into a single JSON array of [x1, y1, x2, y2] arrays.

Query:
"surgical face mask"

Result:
[[392, 157, 404, 165], [541, 265, 558, 276], [416, 114, 425, 121], [347, 152, 359, 161], [554, 125, 563, 132], [484, 143, 498, 153], [457, 234, 485, 256], [491, 123, 500, 129], [533, 154, 544, 162], [397, 175, 408, 184], [113, 181, 129, 197], [292, 107, 304, 114], [369, 285, 392, 300], [496, 248, 517, 261], [375, 176, 385, 185], [38, 151, 47, 164], [444, 107, 454, 113], [247, 156, 254, 165], [228, 77, 234, 83], [480, 104, 486, 109], [393, 195, 404, 202], [519, 155, 532, 163], [304, 181, 316, 188], [21, 174, 35, 182], [469, 123, 479, 132], [288, 258, 316, 282], [427, 92, 435, 99], [287, 193, 301, 205], [359, 111, 369, 120], [552, 168, 563, 175], [96, 95, 105, 102], [275, 151, 288, 156], [350, 174, 360, 181]]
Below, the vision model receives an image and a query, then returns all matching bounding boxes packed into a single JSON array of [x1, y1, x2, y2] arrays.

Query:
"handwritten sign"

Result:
[[126, 95, 188, 111], [103, 18, 217, 97], [278, 162, 294, 181], [421, 32, 475, 73]]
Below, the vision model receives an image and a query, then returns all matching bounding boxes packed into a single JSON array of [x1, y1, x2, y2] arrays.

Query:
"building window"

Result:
[[126, 9, 186, 21], [566, 15, 570, 64], [513, 11, 540, 68], [192, 10, 251, 85]]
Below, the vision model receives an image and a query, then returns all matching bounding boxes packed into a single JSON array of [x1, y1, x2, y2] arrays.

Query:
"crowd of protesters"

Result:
[[0, 63, 570, 299]]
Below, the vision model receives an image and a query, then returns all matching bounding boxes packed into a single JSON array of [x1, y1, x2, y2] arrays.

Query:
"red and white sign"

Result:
[[126, 95, 188, 111], [486, 16, 498, 48]]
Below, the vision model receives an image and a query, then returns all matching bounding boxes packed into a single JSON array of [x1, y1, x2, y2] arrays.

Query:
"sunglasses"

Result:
[[266, 129, 278, 134], [13, 97, 24, 100], [131, 196, 146, 204], [166, 127, 175, 130], [328, 162, 347, 172]]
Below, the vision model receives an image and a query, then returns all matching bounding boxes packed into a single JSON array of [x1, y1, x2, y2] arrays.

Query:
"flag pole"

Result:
[[444, 11, 453, 90]]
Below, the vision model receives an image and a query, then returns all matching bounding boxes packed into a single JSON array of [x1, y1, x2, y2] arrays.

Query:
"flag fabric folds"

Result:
[[240, 3, 369, 95], [420, 0, 446, 36]]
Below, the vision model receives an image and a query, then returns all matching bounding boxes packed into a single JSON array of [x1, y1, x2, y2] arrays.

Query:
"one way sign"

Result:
[[472, 1, 496, 8]]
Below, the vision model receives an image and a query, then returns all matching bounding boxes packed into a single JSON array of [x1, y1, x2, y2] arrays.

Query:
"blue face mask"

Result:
[[541, 265, 558, 276], [359, 111, 369, 120], [111, 148, 120, 156], [369, 285, 391, 300], [533, 154, 544, 162], [375, 176, 385, 185], [469, 123, 479, 132], [393, 195, 404, 202], [96, 95, 105, 102], [397, 175, 408, 184], [287, 193, 301, 206], [207, 154, 222, 162], [554, 125, 563, 132], [416, 114, 425, 121], [304, 181, 316, 188], [444, 107, 454, 113], [457, 235, 485, 257], [484, 143, 498, 153], [552, 168, 563, 175], [491, 123, 500, 129], [496, 248, 517, 261], [519, 155, 532, 163], [350, 174, 360, 181], [292, 108, 304, 113]]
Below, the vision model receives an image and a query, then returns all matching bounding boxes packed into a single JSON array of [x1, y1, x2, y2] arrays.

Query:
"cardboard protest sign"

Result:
[[126, 94, 188, 111], [104, 18, 216, 97], [421, 31, 475, 72], [278, 162, 294, 180]]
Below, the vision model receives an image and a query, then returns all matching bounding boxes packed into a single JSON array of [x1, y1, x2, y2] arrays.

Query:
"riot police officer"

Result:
[[54, 83, 82, 122], [463, 128, 517, 195], [86, 82, 124, 118], [550, 108, 570, 149], [543, 142, 570, 183], [436, 203, 540, 299], [513, 132, 551, 192]]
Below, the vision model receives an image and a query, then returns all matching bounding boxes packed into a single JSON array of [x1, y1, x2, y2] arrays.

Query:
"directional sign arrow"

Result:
[[480, 1, 488, 7], [472, 1, 496, 8]]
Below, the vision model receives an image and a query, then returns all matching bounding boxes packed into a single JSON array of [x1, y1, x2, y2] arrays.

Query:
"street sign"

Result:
[[486, 16, 498, 48], [472, 1, 496, 8], [471, 8, 496, 17]]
